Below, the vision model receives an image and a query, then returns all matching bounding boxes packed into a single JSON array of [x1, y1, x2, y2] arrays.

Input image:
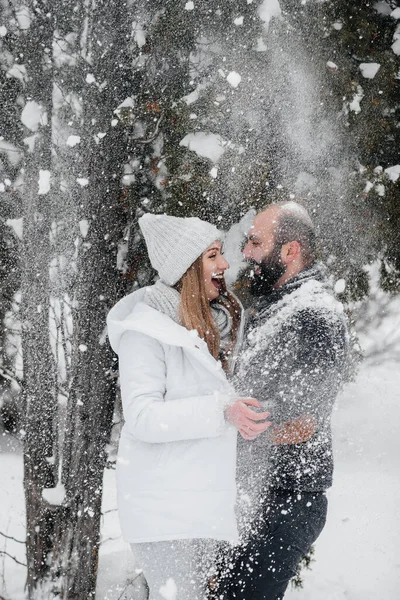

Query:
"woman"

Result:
[[107, 213, 269, 600]]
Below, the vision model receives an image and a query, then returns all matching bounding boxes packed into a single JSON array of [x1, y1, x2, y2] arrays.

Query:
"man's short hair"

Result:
[[273, 202, 317, 264]]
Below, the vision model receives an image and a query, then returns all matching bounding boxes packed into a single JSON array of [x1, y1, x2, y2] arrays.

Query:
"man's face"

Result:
[[243, 210, 286, 295]]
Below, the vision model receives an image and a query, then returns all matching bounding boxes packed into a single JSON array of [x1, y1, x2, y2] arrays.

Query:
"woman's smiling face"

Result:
[[202, 240, 230, 301]]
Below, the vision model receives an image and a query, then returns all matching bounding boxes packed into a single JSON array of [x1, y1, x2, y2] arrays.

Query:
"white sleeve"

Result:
[[118, 330, 230, 443]]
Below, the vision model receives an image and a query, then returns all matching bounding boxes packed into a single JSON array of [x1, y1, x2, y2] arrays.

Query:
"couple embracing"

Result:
[[107, 202, 349, 600]]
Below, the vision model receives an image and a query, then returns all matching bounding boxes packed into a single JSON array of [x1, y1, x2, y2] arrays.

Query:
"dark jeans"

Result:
[[219, 489, 328, 600]]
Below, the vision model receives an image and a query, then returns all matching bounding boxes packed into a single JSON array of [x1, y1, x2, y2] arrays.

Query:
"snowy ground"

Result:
[[285, 361, 400, 600], [2, 327, 400, 599]]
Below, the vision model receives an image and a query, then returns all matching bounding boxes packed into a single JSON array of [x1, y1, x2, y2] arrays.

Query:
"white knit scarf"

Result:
[[143, 280, 232, 347]]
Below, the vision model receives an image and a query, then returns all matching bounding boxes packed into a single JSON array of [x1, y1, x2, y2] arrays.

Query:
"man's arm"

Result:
[[270, 414, 316, 445], [270, 415, 317, 446], [267, 309, 347, 445]]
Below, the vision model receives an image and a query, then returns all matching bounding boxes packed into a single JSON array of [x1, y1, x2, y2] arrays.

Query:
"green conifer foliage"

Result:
[[113, 1, 399, 297], [281, 0, 400, 294]]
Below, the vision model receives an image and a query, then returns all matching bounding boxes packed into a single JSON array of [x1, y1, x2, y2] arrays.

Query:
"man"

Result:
[[224, 201, 349, 600]]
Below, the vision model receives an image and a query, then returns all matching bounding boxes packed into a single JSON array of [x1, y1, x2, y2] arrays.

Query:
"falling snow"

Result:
[[179, 132, 226, 162], [0, 2, 399, 599], [226, 71, 242, 88], [38, 170, 51, 195], [359, 62, 381, 79], [66, 135, 81, 147]]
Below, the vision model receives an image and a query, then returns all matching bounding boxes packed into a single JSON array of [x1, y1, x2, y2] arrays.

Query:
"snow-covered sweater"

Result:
[[235, 263, 349, 492]]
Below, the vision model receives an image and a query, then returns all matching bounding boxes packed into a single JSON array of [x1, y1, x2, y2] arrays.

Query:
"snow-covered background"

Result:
[[2, 291, 400, 599]]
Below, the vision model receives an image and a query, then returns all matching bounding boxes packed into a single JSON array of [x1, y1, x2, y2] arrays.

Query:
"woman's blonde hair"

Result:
[[177, 255, 241, 371]]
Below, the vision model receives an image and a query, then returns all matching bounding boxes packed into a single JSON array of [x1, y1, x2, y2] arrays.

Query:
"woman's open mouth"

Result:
[[211, 273, 224, 290]]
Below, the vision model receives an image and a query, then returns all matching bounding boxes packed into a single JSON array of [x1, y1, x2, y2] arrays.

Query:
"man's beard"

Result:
[[249, 247, 286, 297]]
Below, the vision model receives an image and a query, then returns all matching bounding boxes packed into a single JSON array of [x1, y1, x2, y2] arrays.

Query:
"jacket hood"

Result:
[[107, 287, 146, 353], [107, 287, 209, 355]]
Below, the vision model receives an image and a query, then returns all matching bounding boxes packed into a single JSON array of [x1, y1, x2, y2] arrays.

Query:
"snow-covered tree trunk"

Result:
[[19, 5, 60, 596], [46, 2, 135, 596], [17, 0, 134, 595], [52, 177, 122, 599]]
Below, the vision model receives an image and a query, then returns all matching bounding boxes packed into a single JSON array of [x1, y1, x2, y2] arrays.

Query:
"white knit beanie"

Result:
[[138, 213, 222, 286]]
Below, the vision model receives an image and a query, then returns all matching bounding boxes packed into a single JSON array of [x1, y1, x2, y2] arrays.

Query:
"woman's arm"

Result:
[[118, 330, 230, 443]]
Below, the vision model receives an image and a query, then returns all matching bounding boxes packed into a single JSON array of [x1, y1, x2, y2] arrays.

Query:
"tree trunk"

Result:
[[49, 1, 135, 596], [54, 173, 122, 598], [20, 5, 59, 596]]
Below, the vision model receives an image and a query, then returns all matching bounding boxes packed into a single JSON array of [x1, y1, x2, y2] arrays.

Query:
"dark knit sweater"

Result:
[[235, 263, 349, 492]]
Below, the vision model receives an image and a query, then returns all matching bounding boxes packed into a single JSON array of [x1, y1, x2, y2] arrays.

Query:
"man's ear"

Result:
[[281, 241, 301, 265]]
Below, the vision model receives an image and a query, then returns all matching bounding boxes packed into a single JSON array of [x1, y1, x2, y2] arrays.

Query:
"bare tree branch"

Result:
[[116, 573, 144, 600], [0, 365, 21, 385], [0, 531, 25, 545], [0, 550, 26, 567], [136, 112, 164, 145]]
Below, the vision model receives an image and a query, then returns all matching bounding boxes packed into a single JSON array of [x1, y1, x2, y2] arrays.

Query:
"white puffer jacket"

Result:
[[107, 288, 238, 544]]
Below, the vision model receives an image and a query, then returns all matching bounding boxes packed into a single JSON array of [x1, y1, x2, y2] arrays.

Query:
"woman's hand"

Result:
[[225, 398, 271, 440]]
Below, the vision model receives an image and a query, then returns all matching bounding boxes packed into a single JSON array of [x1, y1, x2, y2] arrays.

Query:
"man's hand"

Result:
[[225, 398, 271, 440], [270, 414, 316, 445]]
